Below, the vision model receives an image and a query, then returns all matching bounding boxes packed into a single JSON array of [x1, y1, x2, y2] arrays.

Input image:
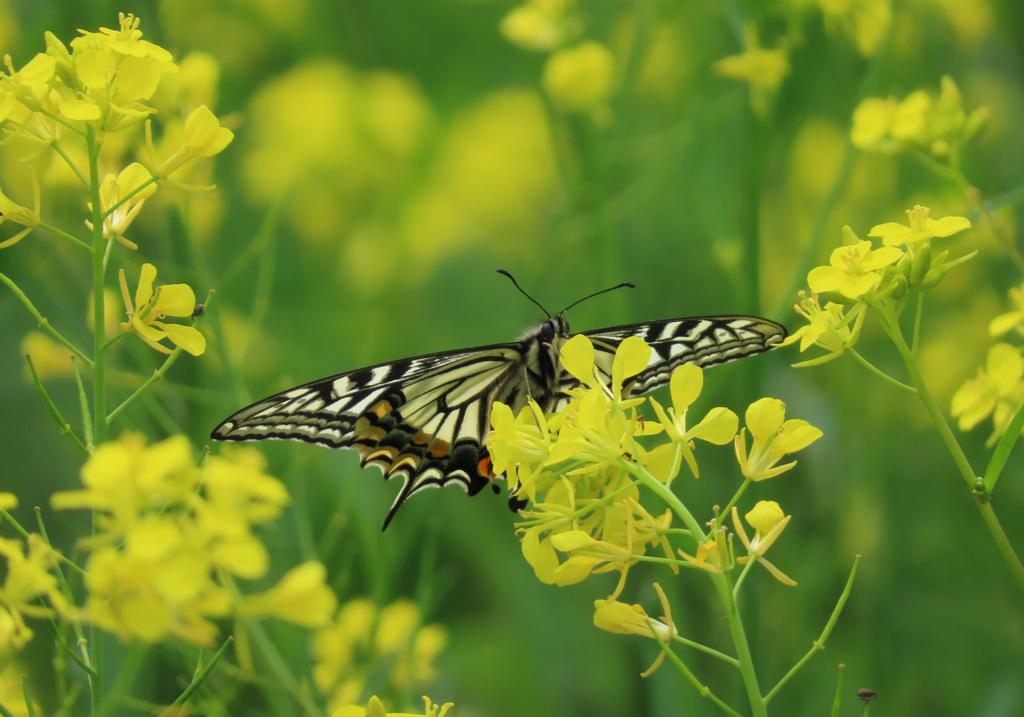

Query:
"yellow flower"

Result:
[[241, 562, 337, 628], [868, 204, 971, 247], [153, 104, 235, 178], [732, 503, 796, 586], [86, 163, 157, 249], [713, 23, 789, 116], [0, 183, 41, 249], [315, 599, 448, 713], [990, 284, 1024, 338], [648, 364, 738, 479], [20, 332, 73, 380], [783, 292, 865, 365], [0, 494, 16, 511], [593, 582, 676, 676], [0, 535, 65, 650], [850, 91, 929, 151], [333, 695, 454, 717], [951, 343, 1024, 435], [51, 433, 196, 534], [500, 0, 579, 51], [807, 239, 903, 299], [542, 41, 616, 114], [678, 529, 733, 574], [734, 398, 822, 481], [118, 263, 206, 355], [816, 0, 891, 56], [487, 399, 550, 502]]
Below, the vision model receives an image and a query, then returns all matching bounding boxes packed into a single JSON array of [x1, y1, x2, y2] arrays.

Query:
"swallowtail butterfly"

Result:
[[211, 273, 786, 528]]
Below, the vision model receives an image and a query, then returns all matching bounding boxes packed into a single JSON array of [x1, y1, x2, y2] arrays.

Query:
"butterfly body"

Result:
[[212, 313, 785, 528]]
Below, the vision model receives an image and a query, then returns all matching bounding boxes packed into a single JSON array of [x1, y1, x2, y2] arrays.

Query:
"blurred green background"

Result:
[[2, 0, 1024, 715]]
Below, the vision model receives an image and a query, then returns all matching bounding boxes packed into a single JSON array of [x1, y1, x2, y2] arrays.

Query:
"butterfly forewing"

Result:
[[576, 315, 787, 397], [212, 313, 786, 528]]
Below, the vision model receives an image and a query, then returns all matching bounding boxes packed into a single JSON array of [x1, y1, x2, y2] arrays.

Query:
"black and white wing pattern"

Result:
[[212, 314, 786, 528]]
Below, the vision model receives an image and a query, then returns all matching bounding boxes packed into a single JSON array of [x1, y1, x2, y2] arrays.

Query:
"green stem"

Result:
[[765, 556, 859, 703], [85, 124, 106, 717], [626, 458, 765, 716], [847, 347, 916, 393], [38, 222, 92, 251], [24, 356, 88, 456], [246, 621, 324, 717], [875, 306, 1024, 593], [0, 270, 93, 368], [164, 637, 234, 712]]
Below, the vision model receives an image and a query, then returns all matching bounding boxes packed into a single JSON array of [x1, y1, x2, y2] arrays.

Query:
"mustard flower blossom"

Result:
[[0, 535, 66, 651], [951, 343, 1024, 437], [593, 582, 676, 676], [315, 599, 448, 713], [153, 104, 235, 177], [713, 23, 789, 116], [851, 91, 929, 151], [868, 204, 971, 247], [732, 503, 796, 586], [0, 183, 41, 249], [648, 364, 738, 478], [334, 695, 454, 717], [488, 398, 550, 502], [241, 561, 337, 628], [118, 263, 206, 355], [990, 284, 1024, 338], [542, 41, 616, 114], [783, 292, 866, 365], [500, 0, 580, 52], [678, 528, 733, 574], [807, 238, 903, 299], [734, 398, 822, 480], [85, 163, 156, 249]]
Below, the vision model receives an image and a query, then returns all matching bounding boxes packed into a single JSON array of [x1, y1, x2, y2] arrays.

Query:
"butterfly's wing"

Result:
[[211, 342, 527, 528], [567, 315, 787, 398]]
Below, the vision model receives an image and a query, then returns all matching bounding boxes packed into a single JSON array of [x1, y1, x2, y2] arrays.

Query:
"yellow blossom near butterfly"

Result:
[[118, 263, 205, 355]]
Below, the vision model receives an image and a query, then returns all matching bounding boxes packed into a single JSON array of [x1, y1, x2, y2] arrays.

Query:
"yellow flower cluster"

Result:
[[952, 285, 1024, 445], [335, 695, 454, 717], [786, 205, 973, 365], [499, 0, 615, 117], [0, 532, 68, 655], [314, 599, 447, 713], [50, 433, 335, 645], [488, 335, 820, 671], [714, 22, 790, 117], [851, 76, 989, 157]]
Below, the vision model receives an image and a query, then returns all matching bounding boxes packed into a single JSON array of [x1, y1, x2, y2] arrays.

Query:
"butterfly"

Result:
[[211, 272, 787, 529]]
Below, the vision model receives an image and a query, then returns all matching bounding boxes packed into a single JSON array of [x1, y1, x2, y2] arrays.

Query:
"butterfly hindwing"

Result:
[[212, 344, 527, 527]]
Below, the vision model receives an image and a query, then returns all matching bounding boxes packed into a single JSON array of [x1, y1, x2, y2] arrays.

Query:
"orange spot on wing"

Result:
[[427, 439, 451, 459], [370, 401, 392, 419], [411, 430, 430, 445], [478, 456, 493, 478]]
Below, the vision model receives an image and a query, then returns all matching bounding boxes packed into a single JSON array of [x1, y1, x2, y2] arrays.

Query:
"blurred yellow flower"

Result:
[[334, 695, 454, 717], [315, 598, 448, 714], [817, 0, 891, 56], [19, 331, 72, 380], [990, 284, 1024, 337], [118, 263, 205, 355], [501, 0, 579, 51], [807, 239, 903, 298], [951, 343, 1024, 436], [714, 23, 789, 116], [542, 41, 616, 114], [241, 561, 337, 627], [0, 534, 66, 651], [0, 182, 40, 249]]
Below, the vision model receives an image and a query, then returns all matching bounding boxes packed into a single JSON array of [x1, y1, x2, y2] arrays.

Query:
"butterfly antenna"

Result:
[[497, 268, 551, 317], [560, 281, 635, 315]]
